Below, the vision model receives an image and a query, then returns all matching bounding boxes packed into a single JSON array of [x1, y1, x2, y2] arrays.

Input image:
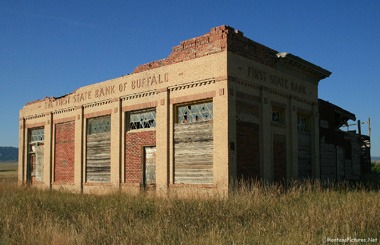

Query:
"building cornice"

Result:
[[276, 52, 331, 82]]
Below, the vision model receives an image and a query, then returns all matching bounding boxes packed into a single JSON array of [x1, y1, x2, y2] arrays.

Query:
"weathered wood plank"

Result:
[[174, 120, 213, 184], [298, 131, 311, 179], [86, 131, 111, 182], [144, 146, 156, 185], [35, 145, 44, 182], [320, 143, 337, 180]]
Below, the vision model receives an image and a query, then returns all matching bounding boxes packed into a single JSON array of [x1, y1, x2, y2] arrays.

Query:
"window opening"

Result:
[[87, 116, 111, 134], [28, 127, 45, 183], [297, 115, 309, 132], [177, 101, 213, 123], [128, 110, 156, 130], [272, 108, 284, 125], [30, 128, 44, 143]]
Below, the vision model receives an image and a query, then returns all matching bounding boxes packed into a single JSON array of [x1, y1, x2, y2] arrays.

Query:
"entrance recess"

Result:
[[143, 146, 156, 189]]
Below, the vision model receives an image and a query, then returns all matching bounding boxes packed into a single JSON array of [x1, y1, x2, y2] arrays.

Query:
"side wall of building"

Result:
[[227, 52, 320, 184]]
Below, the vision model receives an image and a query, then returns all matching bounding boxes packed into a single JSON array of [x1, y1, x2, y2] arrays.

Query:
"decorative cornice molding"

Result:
[[121, 90, 157, 101], [83, 99, 113, 109], [53, 107, 75, 115], [24, 113, 46, 120], [168, 79, 216, 92], [276, 52, 331, 82]]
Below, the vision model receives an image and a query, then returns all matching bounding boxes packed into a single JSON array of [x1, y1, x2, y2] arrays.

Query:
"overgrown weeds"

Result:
[[0, 181, 378, 244]]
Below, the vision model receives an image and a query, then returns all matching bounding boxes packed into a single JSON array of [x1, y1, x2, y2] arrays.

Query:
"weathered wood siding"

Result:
[[86, 132, 111, 182], [35, 145, 44, 182], [298, 131, 311, 179], [273, 134, 287, 183], [236, 122, 260, 181], [336, 147, 345, 180], [351, 137, 361, 180], [236, 98, 260, 182], [320, 143, 336, 181], [174, 120, 213, 184], [144, 146, 156, 186]]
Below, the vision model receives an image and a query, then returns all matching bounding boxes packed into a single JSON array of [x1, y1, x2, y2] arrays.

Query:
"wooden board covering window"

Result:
[[236, 122, 260, 181], [144, 146, 156, 187], [298, 131, 311, 179], [86, 116, 111, 182], [273, 134, 287, 183], [174, 120, 213, 184]]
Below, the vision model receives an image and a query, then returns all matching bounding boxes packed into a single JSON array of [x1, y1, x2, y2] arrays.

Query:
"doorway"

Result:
[[143, 146, 156, 190]]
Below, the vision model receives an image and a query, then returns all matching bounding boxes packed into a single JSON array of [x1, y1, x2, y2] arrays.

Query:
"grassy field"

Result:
[[0, 177, 379, 244], [0, 161, 17, 183]]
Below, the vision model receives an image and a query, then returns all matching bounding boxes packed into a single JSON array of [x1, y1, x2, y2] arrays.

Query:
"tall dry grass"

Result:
[[0, 181, 379, 244]]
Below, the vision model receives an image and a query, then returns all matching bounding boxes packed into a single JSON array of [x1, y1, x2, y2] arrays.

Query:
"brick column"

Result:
[[227, 86, 237, 188], [110, 98, 121, 188], [214, 83, 229, 195], [43, 113, 53, 189], [261, 89, 272, 182], [74, 106, 84, 193], [311, 102, 320, 179], [289, 97, 298, 180], [156, 88, 170, 194], [18, 118, 26, 185]]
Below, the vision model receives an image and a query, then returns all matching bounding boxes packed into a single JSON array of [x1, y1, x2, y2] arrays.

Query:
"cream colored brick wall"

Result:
[[227, 52, 320, 183], [19, 48, 326, 194], [19, 52, 229, 195]]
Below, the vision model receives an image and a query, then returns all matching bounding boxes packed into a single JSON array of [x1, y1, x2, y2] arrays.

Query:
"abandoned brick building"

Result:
[[18, 25, 370, 195]]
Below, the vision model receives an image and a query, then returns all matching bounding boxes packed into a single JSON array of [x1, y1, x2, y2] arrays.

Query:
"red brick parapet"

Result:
[[133, 25, 278, 73]]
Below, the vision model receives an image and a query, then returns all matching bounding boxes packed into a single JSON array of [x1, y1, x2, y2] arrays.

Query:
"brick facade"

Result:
[[19, 25, 332, 194], [54, 121, 75, 183], [125, 130, 156, 184]]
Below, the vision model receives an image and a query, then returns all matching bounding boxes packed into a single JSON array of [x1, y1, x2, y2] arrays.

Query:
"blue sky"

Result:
[[1, 1, 379, 156]]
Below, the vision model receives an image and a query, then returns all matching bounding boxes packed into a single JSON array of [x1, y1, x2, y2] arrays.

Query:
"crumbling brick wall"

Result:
[[133, 25, 278, 73]]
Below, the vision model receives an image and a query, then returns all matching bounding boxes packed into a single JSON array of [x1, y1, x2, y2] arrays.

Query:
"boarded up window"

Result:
[[320, 143, 337, 181], [237, 122, 260, 181], [236, 99, 261, 182], [273, 134, 287, 183], [297, 115, 311, 179], [86, 116, 111, 182], [28, 128, 44, 183], [125, 109, 156, 184], [54, 121, 75, 183], [174, 101, 213, 184]]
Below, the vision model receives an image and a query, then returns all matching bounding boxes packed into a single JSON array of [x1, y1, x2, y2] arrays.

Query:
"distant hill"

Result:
[[372, 156, 380, 162], [0, 147, 18, 162]]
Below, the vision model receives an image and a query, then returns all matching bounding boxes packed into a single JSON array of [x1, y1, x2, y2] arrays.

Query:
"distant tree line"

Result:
[[0, 147, 18, 162]]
